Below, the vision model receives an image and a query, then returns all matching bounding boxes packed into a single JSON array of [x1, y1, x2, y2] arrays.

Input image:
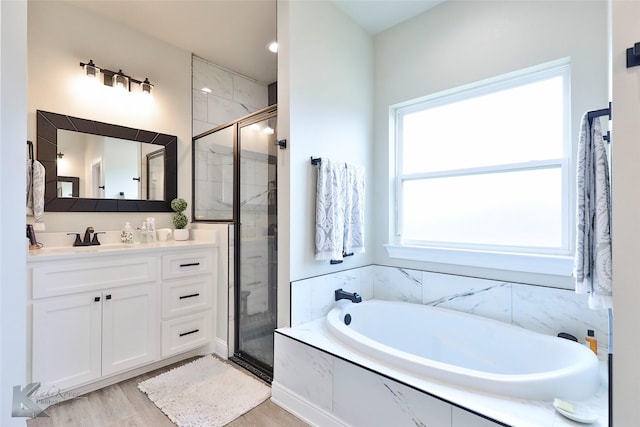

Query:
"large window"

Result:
[[394, 63, 571, 261]]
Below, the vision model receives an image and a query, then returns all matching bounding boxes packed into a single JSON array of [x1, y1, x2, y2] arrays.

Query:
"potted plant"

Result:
[[171, 198, 189, 241]]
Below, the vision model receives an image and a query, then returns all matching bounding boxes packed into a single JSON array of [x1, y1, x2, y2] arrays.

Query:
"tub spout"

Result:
[[335, 288, 362, 303]]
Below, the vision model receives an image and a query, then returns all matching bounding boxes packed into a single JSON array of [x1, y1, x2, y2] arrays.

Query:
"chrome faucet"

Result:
[[335, 288, 362, 303]]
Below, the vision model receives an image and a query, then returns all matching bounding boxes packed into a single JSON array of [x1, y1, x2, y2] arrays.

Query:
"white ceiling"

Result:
[[332, 0, 446, 34], [62, 0, 443, 85]]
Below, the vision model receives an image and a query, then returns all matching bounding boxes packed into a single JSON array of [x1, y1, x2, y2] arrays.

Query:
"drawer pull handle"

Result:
[[179, 262, 200, 268], [245, 281, 261, 286], [179, 293, 200, 300], [247, 255, 262, 260], [105, 294, 112, 300], [179, 329, 199, 337], [94, 296, 101, 302]]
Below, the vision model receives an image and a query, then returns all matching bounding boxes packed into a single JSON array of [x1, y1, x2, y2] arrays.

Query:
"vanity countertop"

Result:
[[27, 230, 218, 262]]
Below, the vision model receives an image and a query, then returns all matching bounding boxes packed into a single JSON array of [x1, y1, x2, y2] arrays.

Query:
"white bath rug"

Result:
[[138, 356, 271, 427]]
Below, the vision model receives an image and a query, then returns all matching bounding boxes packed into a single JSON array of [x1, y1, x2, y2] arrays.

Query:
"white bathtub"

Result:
[[325, 300, 600, 401]]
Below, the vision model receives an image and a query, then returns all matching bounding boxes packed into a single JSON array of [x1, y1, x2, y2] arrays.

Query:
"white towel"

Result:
[[315, 159, 346, 261], [343, 163, 365, 255], [574, 114, 612, 310], [27, 159, 46, 223], [314, 159, 365, 262]]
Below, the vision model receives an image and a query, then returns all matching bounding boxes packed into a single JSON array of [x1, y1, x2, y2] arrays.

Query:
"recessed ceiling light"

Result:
[[266, 41, 278, 53], [201, 87, 212, 93]]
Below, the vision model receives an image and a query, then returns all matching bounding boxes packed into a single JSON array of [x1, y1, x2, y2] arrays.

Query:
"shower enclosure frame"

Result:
[[192, 104, 278, 380]]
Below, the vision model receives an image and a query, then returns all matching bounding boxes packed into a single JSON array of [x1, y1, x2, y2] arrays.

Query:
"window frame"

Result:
[[389, 61, 574, 276]]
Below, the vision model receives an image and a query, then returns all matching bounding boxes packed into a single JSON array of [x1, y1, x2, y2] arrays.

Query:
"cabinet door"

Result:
[[32, 293, 102, 390], [101, 284, 160, 376]]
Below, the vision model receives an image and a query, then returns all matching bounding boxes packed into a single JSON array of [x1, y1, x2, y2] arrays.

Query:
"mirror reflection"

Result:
[[56, 176, 79, 198], [57, 130, 165, 200]]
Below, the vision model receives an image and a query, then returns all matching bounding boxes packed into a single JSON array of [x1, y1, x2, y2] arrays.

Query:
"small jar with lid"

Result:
[[120, 222, 134, 244]]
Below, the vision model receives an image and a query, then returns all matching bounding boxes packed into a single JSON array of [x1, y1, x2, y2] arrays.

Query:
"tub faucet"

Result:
[[335, 288, 362, 303]]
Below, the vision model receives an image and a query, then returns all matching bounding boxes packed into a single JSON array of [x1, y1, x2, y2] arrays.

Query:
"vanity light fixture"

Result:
[[79, 60, 154, 94]]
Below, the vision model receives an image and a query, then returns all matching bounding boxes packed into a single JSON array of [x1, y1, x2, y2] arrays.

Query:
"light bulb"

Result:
[[112, 70, 129, 91], [266, 41, 278, 53]]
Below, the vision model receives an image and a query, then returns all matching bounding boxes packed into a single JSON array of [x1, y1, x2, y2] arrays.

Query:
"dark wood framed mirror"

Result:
[[36, 110, 177, 212]]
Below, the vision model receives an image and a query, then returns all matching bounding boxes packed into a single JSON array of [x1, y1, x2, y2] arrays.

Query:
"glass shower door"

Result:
[[235, 110, 277, 375]]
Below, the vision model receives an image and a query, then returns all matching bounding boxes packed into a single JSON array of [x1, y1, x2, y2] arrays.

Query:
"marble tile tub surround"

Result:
[[273, 323, 609, 427], [290, 265, 609, 351]]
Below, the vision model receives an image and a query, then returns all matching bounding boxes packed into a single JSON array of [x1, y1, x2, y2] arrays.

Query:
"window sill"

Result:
[[384, 244, 573, 277]]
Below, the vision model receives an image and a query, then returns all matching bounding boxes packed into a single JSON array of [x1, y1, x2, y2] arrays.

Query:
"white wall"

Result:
[[276, 0, 292, 328], [286, 0, 374, 280], [0, 1, 27, 425], [27, 1, 192, 232], [373, 0, 608, 287], [611, 1, 640, 424]]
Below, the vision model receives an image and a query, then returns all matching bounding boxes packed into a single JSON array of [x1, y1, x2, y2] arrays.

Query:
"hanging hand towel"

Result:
[[26, 159, 46, 223], [343, 162, 365, 255], [315, 158, 346, 261], [574, 114, 612, 310]]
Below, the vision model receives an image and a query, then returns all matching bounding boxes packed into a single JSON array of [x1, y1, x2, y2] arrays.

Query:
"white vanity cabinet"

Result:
[[30, 255, 160, 391], [28, 242, 217, 393], [32, 283, 159, 390]]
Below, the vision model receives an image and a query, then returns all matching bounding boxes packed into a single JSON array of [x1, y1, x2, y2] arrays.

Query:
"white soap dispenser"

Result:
[[140, 221, 148, 243]]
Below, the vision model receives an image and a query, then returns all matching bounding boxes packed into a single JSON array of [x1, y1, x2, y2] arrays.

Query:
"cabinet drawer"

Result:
[[162, 276, 212, 319], [32, 256, 158, 299], [161, 311, 211, 357], [162, 251, 213, 280]]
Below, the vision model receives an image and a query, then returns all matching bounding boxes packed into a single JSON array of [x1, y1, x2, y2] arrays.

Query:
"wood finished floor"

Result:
[[26, 357, 309, 427]]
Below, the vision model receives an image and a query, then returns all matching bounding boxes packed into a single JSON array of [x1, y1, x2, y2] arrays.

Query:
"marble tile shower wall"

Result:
[[194, 143, 233, 220], [193, 144, 271, 222], [291, 265, 609, 351], [239, 149, 272, 239], [192, 56, 270, 221], [192, 56, 269, 137]]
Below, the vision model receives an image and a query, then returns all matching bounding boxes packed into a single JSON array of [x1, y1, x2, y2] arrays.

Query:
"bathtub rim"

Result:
[[325, 299, 601, 400]]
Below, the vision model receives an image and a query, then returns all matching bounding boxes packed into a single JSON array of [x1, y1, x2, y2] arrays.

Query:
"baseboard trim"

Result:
[[214, 337, 228, 359], [271, 381, 346, 427]]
